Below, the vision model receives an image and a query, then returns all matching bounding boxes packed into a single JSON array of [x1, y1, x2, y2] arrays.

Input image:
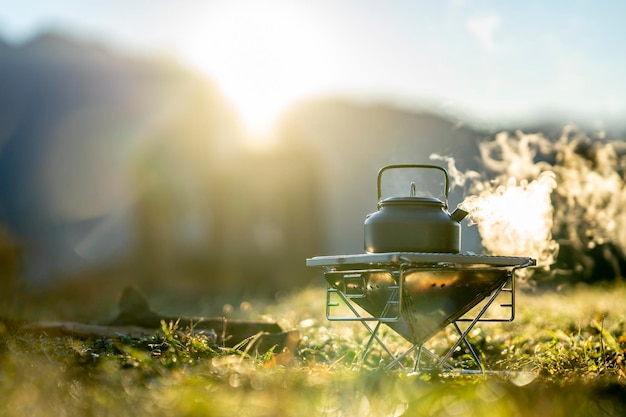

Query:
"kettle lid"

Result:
[[380, 196, 446, 207]]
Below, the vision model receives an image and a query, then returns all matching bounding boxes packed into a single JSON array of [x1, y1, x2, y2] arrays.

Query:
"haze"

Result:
[[2, 0, 625, 142]]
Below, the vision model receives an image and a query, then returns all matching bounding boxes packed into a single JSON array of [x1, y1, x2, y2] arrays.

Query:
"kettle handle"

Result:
[[377, 164, 450, 203]]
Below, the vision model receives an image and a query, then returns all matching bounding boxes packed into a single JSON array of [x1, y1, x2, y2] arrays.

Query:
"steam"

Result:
[[550, 127, 626, 278], [436, 125, 626, 279], [461, 172, 558, 268], [431, 149, 558, 269], [430, 153, 482, 190]]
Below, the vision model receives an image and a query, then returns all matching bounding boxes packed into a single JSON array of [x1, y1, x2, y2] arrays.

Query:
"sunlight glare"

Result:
[[182, 1, 337, 147]]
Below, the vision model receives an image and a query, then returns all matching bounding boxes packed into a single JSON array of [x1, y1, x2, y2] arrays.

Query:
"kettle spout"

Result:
[[450, 207, 469, 223]]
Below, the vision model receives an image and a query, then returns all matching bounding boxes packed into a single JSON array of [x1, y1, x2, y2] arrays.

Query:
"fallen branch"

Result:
[[5, 286, 300, 355]]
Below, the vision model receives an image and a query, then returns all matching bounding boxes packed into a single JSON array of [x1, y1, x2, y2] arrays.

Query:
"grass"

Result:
[[1, 283, 625, 416]]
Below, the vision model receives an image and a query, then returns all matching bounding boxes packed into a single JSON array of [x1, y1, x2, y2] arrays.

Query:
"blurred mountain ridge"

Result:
[[0, 32, 243, 295], [275, 97, 491, 255], [0, 32, 620, 306]]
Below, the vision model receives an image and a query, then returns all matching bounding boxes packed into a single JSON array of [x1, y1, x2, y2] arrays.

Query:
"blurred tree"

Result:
[[0, 224, 20, 312]]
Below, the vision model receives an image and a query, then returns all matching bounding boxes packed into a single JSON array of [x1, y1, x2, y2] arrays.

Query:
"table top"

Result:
[[306, 252, 536, 268]]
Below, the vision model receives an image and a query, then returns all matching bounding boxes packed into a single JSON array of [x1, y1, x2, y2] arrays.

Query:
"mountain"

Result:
[[6, 32, 589, 303], [0, 32, 243, 288]]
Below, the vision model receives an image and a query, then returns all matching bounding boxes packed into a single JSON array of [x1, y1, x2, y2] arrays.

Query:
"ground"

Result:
[[1, 282, 625, 416]]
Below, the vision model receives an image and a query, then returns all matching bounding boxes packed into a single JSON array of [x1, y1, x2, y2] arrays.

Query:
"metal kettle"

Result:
[[364, 164, 468, 253]]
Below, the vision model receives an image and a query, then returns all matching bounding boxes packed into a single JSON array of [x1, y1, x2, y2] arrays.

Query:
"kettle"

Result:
[[364, 164, 468, 253]]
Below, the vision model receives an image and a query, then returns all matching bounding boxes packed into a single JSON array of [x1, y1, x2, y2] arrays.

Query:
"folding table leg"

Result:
[[436, 283, 505, 369]]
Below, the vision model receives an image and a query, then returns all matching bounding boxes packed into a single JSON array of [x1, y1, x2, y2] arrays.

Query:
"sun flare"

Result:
[[182, 1, 337, 147]]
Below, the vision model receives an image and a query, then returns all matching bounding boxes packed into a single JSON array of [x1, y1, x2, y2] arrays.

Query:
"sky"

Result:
[[1, 0, 625, 138]]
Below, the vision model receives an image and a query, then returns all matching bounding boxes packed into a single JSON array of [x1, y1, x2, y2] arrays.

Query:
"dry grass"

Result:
[[1, 283, 625, 416]]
